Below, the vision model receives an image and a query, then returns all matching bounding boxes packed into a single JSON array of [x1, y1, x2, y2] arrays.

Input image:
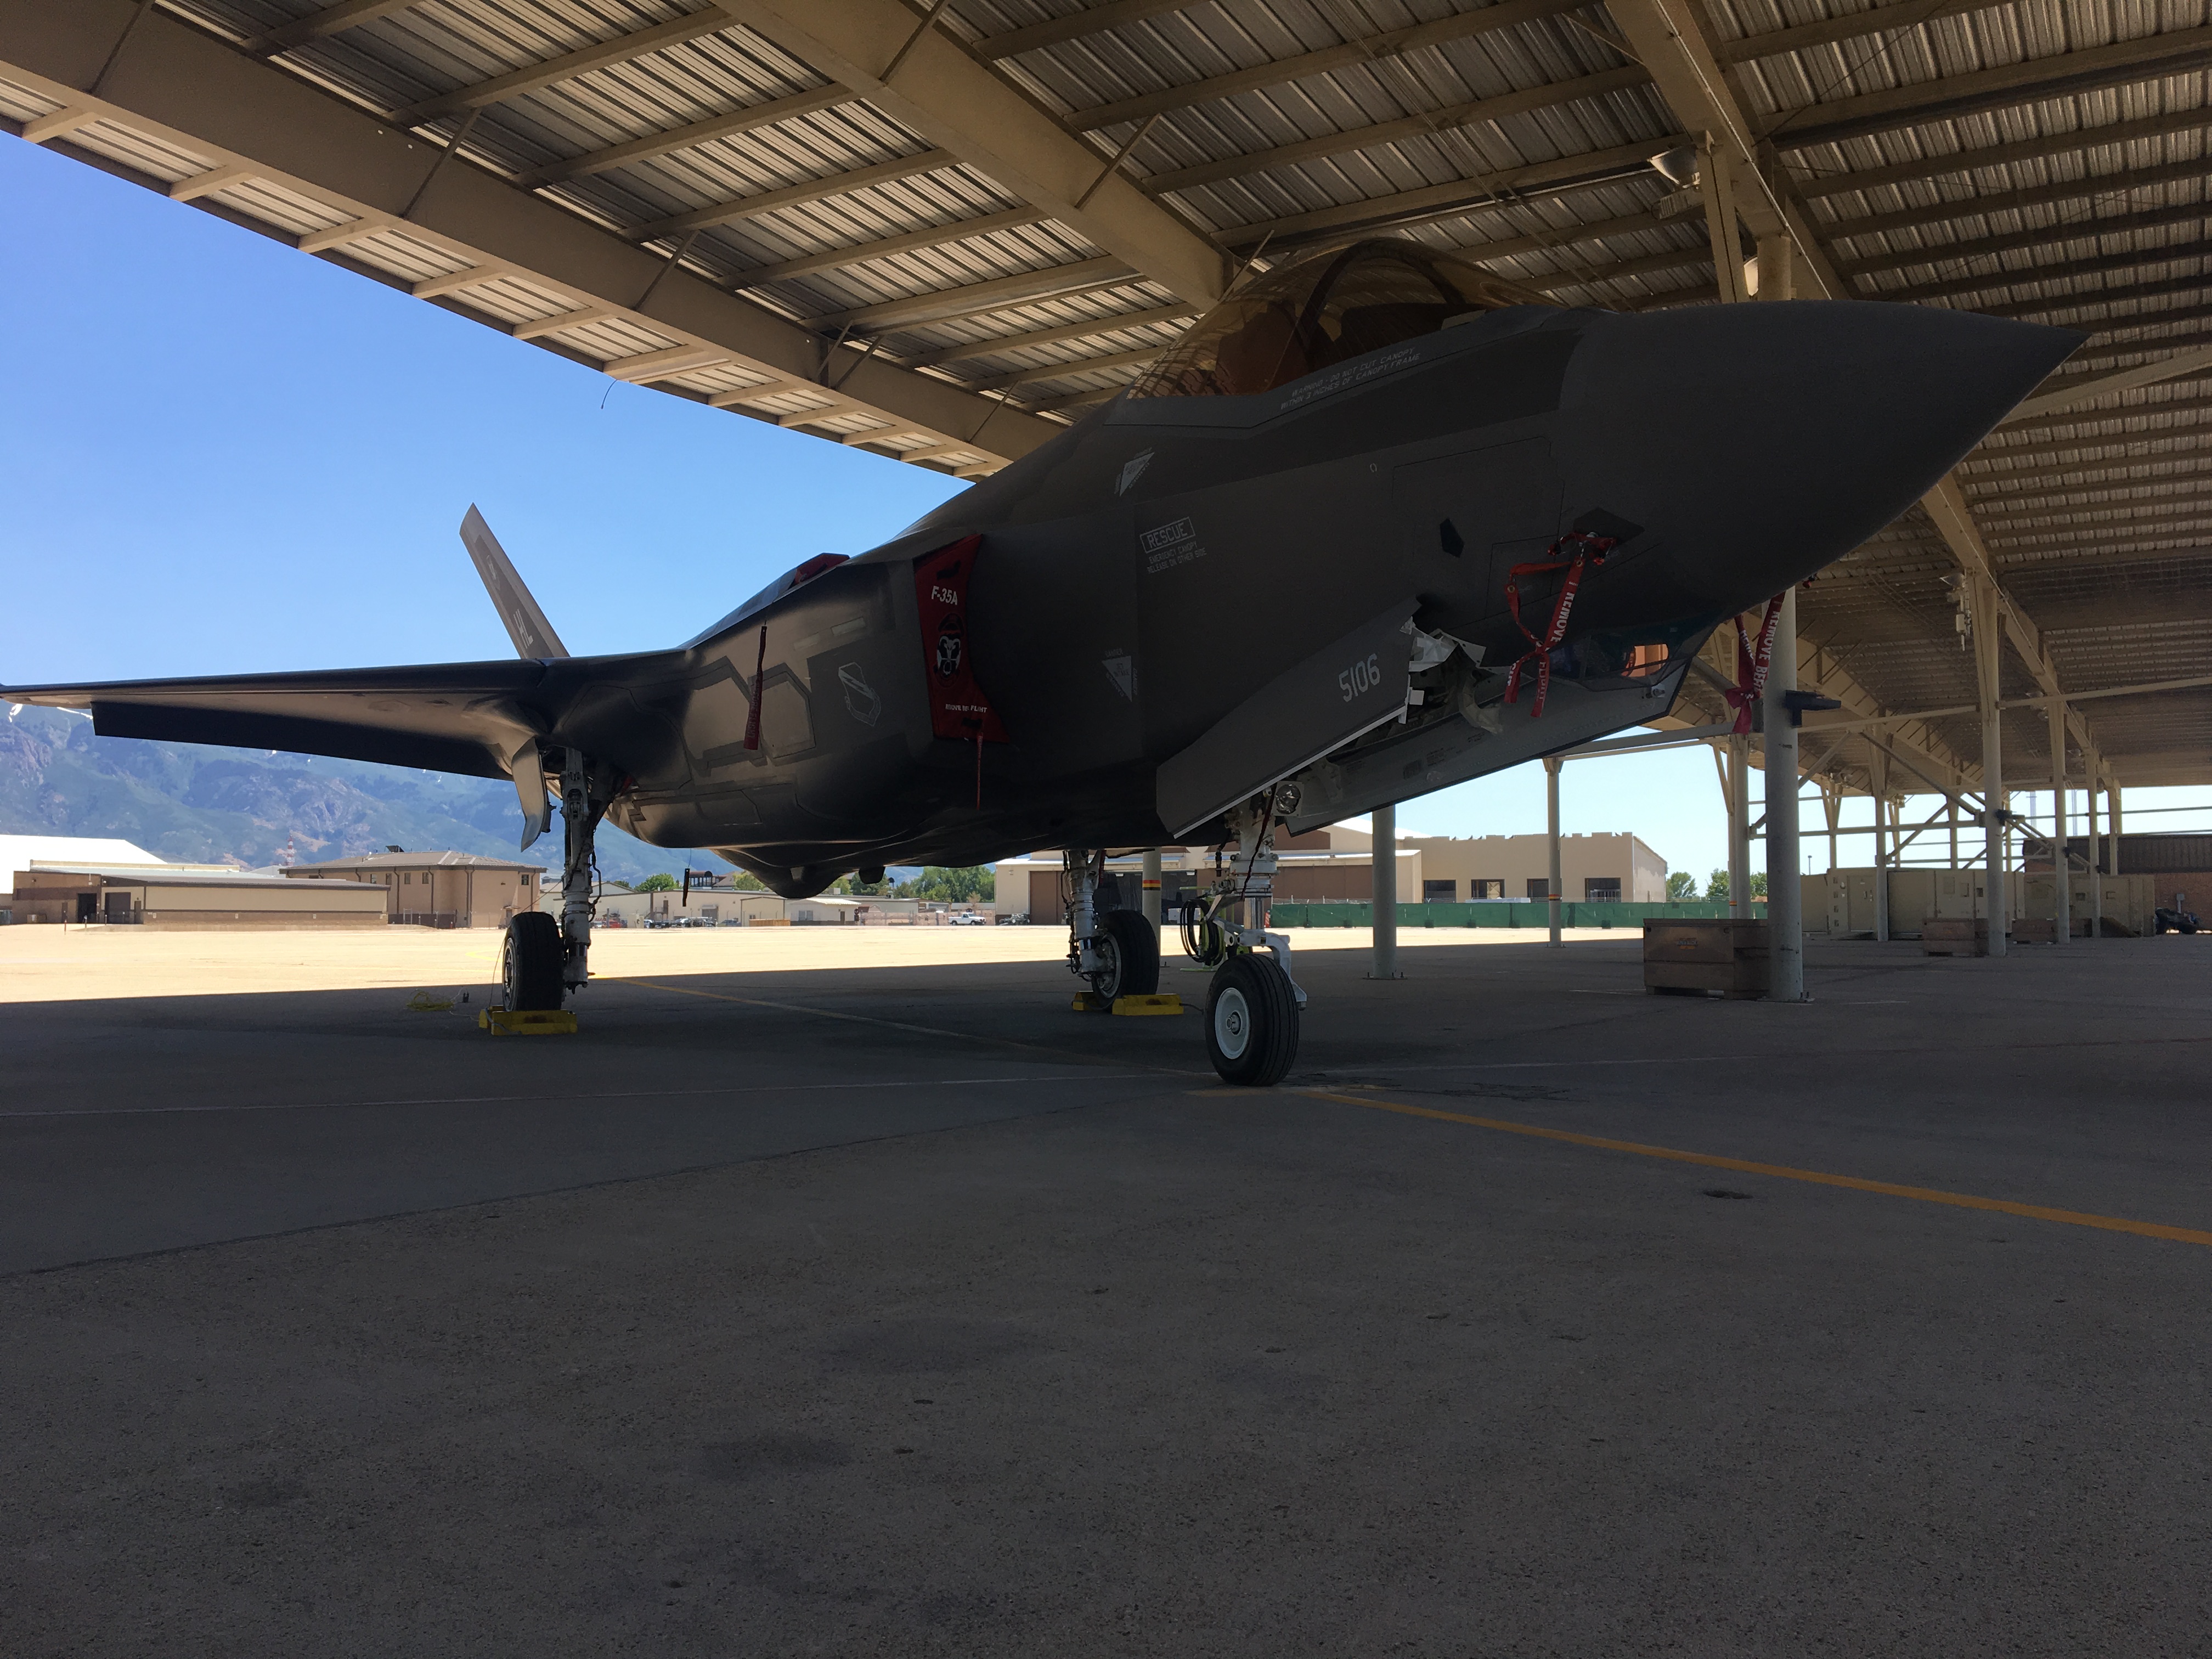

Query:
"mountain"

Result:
[[0, 703, 722, 884]]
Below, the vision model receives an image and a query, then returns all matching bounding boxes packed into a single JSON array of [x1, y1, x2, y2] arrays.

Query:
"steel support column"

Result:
[[1545, 758, 1565, 946], [1141, 847, 1161, 936], [1725, 736, 1750, 919], [1762, 586, 1805, 1000], [2087, 757, 2103, 940], [2050, 698, 2069, 946], [1973, 575, 2008, 957], [1869, 748, 1891, 943], [1370, 803, 1400, 980]]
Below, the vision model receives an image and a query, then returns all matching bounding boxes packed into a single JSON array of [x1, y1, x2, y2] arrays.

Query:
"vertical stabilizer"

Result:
[[461, 505, 569, 659]]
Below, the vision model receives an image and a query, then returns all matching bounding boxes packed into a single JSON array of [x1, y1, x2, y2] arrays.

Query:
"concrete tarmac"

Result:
[[4, 928, 2210, 1656]]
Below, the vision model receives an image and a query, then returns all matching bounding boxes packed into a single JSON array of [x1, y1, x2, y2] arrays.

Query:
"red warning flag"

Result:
[[913, 534, 1009, 742]]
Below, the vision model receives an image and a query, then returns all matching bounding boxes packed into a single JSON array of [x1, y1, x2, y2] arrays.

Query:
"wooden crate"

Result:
[[1921, 916, 2054, 954], [1921, 917, 1985, 956], [1643, 918, 1769, 998]]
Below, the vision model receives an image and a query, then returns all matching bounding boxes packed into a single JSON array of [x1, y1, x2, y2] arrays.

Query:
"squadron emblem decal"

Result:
[[911, 534, 1008, 742], [1115, 449, 1154, 496]]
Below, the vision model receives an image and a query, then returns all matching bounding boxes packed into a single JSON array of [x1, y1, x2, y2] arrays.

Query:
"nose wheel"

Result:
[[1205, 953, 1300, 1087]]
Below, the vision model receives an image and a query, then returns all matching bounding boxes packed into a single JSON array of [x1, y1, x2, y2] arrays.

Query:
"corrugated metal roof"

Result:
[[9, 0, 2210, 786]]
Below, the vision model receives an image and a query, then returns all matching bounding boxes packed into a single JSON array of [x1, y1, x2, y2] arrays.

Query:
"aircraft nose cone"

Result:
[[1557, 300, 2081, 615]]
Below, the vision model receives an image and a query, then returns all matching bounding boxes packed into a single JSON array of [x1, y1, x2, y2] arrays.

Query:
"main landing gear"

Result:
[[1065, 792, 1307, 1087], [501, 748, 612, 1013], [1064, 849, 1161, 1001]]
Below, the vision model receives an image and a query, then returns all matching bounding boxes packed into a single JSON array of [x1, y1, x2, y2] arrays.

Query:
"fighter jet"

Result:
[[6, 239, 2074, 1084]]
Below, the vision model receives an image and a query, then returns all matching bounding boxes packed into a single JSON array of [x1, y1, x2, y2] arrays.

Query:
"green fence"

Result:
[[1268, 900, 1769, 929]]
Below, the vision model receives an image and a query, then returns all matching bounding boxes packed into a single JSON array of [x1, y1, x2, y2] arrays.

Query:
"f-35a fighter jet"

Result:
[[7, 239, 2074, 1083]]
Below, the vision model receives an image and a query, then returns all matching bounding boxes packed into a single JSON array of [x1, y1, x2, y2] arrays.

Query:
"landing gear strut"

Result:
[[1184, 794, 1307, 1087], [1064, 849, 1161, 1000], [501, 747, 611, 1012]]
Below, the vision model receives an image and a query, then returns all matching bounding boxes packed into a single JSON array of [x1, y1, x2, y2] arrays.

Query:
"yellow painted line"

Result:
[[1299, 1090, 2212, 1250]]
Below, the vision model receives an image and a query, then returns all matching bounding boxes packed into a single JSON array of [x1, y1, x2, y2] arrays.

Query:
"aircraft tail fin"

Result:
[[460, 504, 569, 659]]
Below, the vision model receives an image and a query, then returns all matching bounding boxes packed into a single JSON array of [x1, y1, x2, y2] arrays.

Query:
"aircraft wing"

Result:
[[3, 659, 558, 781]]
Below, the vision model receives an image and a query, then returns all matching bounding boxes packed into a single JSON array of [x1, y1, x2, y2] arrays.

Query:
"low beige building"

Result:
[[286, 850, 544, 928], [1405, 832, 1669, 903], [10, 861, 387, 928], [994, 823, 1667, 918], [995, 827, 1421, 921]]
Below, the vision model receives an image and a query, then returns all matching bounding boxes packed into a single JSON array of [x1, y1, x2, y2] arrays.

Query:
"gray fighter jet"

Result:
[[6, 240, 2074, 1083]]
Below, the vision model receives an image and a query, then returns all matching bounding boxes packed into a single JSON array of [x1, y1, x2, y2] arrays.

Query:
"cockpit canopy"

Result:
[[1127, 238, 1556, 400]]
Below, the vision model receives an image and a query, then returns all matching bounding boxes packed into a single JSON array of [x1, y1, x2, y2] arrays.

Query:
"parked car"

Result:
[[951, 911, 989, 926]]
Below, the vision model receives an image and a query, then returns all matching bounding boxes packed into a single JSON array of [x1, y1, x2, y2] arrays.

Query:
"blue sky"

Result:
[[4, 134, 2197, 885]]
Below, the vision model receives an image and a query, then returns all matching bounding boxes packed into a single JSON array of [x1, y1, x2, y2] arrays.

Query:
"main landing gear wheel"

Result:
[[1205, 953, 1299, 1087], [1089, 909, 1161, 999], [502, 911, 566, 1012]]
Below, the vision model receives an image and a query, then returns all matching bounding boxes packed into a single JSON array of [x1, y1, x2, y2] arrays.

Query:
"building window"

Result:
[[1471, 879, 1504, 899], [1422, 880, 1457, 902], [1584, 878, 1622, 902], [1526, 878, 1551, 899]]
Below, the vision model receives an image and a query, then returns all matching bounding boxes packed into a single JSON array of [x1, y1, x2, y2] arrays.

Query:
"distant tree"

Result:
[[633, 872, 678, 893], [727, 870, 767, 891], [1706, 868, 1730, 902], [1665, 871, 1697, 901], [897, 865, 994, 903], [605, 878, 633, 891], [1750, 871, 1769, 900]]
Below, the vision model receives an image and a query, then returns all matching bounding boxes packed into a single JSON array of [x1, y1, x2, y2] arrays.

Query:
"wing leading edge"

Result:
[[6, 659, 558, 781]]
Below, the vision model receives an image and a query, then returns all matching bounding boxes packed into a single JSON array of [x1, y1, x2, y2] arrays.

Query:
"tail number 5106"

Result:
[[1338, 652, 1383, 702]]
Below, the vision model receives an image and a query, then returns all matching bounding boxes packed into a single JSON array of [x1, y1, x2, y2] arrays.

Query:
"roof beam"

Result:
[[1713, 0, 2007, 65], [251, 0, 415, 55], [1836, 198, 2209, 285], [391, 13, 733, 126], [717, 0, 1227, 307], [1973, 479, 2212, 520], [1964, 441, 2212, 484], [2068, 323, 2212, 364], [971, 341, 1169, 391], [2004, 347, 2212, 422], [1220, 137, 1677, 250], [1763, 24, 2212, 151], [1985, 510, 2212, 547], [1971, 424, 2212, 469], [1070, 0, 1588, 131], [1877, 244, 2208, 306], [1072, 0, 2007, 140], [512, 86, 853, 189], [1824, 155, 2212, 246], [727, 208, 1045, 288], [1139, 66, 1650, 198], [972, 0, 1191, 61], [905, 302, 1198, 367], [627, 148, 957, 239], [1796, 107, 2212, 201], [1974, 270, 2212, 323], [816, 256, 1135, 330], [0, 0, 1056, 469]]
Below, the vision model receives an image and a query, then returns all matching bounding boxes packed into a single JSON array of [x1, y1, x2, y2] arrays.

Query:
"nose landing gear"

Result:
[[1063, 797, 1306, 1084]]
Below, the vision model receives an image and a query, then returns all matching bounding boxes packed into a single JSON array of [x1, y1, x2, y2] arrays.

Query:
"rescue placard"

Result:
[[913, 534, 1009, 742]]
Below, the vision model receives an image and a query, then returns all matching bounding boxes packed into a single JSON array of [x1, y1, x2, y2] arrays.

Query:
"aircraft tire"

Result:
[[1092, 909, 1161, 998], [1205, 953, 1299, 1087], [503, 912, 566, 1011]]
